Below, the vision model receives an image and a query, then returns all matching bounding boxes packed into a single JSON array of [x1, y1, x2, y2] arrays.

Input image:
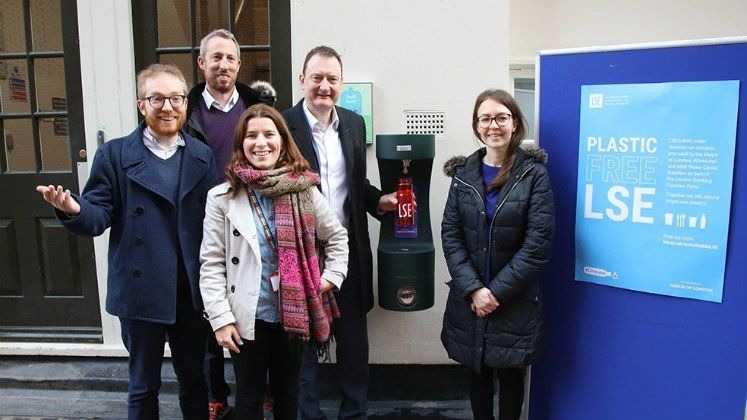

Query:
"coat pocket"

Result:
[[443, 288, 475, 333], [490, 295, 541, 336]]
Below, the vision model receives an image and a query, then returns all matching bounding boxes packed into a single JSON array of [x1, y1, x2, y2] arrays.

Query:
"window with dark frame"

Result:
[[0, 0, 80, 174], [131, 0, 291, 111]]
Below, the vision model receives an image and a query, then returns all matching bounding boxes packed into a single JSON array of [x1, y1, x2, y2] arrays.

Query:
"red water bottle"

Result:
[[396, 177, 415, 227]]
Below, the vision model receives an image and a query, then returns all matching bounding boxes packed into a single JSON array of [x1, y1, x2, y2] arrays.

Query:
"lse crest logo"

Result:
[[589, 94, 603, 108]]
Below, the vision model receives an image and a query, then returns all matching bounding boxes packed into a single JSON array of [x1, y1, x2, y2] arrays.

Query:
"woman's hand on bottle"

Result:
[[470, 287, 499, 318], [215, 324, 243, 353]]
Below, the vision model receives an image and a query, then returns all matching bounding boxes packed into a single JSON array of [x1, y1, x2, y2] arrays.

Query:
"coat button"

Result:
[[133, 270, 141, 277], [231, 257, 239, 264], [203, 311, 209, 319], [135, 237, 143, 245], [233, 229, 240, 236], [231, 285, 236, 293], [135, 206, 144, 215]]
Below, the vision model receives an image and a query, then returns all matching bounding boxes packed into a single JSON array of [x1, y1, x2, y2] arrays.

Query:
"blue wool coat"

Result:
[[58, 123, 217, 323]]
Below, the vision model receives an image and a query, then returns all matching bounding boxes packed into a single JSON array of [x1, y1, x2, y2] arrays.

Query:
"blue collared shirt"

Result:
[[251, 190, 280, 323]]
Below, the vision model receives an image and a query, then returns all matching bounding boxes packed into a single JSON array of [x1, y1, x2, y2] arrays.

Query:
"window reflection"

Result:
[[40, 117, 71, 171], [31, 0, 63, 52], [4, 119, 35, 173], [157, 0, 190, 48], [0, 60, 32, 114], [0, 0, 27, 54]]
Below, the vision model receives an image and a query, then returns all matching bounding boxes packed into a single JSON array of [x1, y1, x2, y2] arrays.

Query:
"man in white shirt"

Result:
[[185, 29, 276, 183], [282, 46, 397, 420]]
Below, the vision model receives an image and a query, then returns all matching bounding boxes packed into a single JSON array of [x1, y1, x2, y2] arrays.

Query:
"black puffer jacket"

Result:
[[440, 147, 555, 372]]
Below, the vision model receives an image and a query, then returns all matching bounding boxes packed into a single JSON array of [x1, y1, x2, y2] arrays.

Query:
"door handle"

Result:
[[97, 127, 105, 146]]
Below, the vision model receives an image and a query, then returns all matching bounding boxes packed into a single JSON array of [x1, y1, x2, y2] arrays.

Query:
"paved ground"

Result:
[[0, 389, 472, 419], [0, 395, 472, 419], [0, 356, 473, 419]]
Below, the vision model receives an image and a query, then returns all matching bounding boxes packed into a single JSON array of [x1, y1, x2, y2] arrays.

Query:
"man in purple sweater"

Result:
[[184, 28, 275, 419], [185, 29, 276, 182]]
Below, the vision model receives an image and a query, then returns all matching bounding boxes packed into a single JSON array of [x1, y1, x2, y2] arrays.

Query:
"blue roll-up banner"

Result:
[[575, 80, 739, 302]]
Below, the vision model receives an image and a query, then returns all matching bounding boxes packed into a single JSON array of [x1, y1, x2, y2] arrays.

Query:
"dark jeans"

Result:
[[468, 366, 525, 420], [204, 325, 231, 402], [297, 267, 369, 420], [230, 319, 301, 420], [119, 296, 208, 420]]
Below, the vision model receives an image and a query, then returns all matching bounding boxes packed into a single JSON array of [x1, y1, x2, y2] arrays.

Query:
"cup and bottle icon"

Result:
[[664, 212, 706, 229]]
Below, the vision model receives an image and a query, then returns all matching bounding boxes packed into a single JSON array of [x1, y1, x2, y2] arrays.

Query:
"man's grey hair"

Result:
[[199, 29, 240, 59]]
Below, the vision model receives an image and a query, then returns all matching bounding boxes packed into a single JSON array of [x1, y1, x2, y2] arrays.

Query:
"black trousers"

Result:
[[297, 245, 369, 420], [230, 319, 301, 420], [204, 324, 231, 402], [468, 366, 525, 420]]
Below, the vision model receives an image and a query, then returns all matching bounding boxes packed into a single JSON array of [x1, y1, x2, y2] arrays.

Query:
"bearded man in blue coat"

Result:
[[36, 63, 217, 420]]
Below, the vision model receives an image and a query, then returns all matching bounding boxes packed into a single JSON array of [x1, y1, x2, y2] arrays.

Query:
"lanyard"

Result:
[[247, 189, 277, 252]]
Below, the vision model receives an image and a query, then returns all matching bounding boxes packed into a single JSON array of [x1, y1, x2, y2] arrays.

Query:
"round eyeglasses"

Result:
[[476, 113, 513, 128], [144, 95, 186, 109]]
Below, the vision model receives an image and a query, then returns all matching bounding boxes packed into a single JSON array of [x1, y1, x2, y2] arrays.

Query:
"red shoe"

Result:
[[208, 400, 230, 420], [263, 394, 273, 412]]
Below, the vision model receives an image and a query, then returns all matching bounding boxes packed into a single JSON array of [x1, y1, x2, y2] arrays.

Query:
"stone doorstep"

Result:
[[0, 356, 469, 401]]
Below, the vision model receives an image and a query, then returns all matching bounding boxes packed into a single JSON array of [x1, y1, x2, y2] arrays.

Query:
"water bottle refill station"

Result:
[[376, 134, 435, 311]]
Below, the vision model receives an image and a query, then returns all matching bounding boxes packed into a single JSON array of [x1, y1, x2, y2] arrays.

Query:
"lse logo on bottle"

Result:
[[398, 202, 414, 226], [396, 178, 415, 228]]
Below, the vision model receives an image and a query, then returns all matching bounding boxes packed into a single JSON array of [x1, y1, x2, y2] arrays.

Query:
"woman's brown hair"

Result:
[[225, 103, 312, 197], [471, 89, 527, 190]]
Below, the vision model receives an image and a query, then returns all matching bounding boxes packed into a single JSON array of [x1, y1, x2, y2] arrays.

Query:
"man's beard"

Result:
[[208, 72, 236, 93], [145, 110, 186, 137]]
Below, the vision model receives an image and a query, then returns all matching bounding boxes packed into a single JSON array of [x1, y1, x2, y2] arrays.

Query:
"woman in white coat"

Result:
[[199, 103, 348, 419]]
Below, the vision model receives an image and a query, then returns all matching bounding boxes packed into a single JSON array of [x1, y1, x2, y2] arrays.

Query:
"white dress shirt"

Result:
[[142, 128, 184, 159], [201, 86, 240, 112], [303, 103, 349, 228]]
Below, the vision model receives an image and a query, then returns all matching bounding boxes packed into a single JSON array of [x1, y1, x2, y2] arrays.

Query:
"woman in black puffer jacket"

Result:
[[441, 89, 555, 420]]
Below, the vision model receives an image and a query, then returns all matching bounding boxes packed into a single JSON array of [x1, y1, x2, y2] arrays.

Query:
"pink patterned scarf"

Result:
[[233, 164, 340, 344]]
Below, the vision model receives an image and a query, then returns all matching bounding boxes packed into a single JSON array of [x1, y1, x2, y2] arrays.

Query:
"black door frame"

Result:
[[0, 0, 102, 343]]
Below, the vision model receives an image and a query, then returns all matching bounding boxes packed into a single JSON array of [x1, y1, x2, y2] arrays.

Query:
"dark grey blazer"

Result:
[[282, 99, 383, 314]]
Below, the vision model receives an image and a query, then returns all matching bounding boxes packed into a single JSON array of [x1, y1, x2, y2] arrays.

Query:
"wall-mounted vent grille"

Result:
[[405, 111, 445, 136]]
